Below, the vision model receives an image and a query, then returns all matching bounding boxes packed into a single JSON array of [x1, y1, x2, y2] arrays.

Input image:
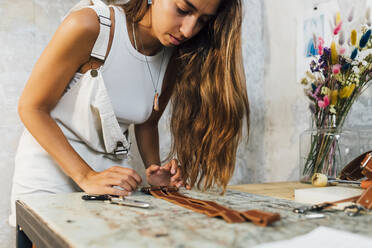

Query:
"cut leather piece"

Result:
[[152, 190, 247, 223], [166, 192, 246, 223], [356, 185, 372, 209], [361, 155, 372, 179], [151, 190, 220, 216], [140, 186, 178, 195], [143, 187, 280, 226], [340, 151, 371, 180], [316, 151, 372, 211], [240, 210, 281, 227]]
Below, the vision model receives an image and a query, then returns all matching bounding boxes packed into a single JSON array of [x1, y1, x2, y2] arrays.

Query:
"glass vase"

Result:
[[299, 125, 360, 183]]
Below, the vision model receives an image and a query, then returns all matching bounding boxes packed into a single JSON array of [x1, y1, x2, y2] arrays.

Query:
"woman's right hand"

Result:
[[78, 166, 142, 196]]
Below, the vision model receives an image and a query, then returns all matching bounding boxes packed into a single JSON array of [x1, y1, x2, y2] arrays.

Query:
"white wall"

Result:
[[262, 0, 372, 183], [1, 0, 370, 246], [0, 1, 82, 246]]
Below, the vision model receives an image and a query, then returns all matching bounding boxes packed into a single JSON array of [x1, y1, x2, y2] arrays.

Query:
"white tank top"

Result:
[[82, 6, 173, 125]]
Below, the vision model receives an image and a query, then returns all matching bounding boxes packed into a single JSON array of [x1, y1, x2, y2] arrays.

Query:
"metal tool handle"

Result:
[[293, 203, 333, 214], [109, 197, 151, 208], [82, 194, 112, 201]]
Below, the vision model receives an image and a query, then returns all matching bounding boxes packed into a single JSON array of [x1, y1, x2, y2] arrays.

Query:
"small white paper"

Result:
[[294, 186, 363, 205], [254, 226, 372, 248]]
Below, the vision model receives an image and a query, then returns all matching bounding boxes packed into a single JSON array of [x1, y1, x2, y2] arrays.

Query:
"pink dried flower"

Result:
[[333, 21, 342, 35], [318, 95, 330, 108], [318, 37, 324, 45], [312, 85, 322, 101], [338, 47, 346, 55], [332, 64, 342, 74], [318, 37, 325, 55]]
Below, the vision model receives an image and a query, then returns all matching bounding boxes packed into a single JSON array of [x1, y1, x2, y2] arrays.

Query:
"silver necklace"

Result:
[[132, 22, 165, 111]]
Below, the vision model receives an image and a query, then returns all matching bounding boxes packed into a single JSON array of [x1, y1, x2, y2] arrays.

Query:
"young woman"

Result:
[[9, 0, 249, 226]]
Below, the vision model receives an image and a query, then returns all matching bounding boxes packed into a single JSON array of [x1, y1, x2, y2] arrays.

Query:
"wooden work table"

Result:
[[227, 181, 314, 200], [16, 182, 372, 248]]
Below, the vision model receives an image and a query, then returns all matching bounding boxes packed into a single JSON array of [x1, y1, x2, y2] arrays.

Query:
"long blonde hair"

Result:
[[120, 0, 250, 193]]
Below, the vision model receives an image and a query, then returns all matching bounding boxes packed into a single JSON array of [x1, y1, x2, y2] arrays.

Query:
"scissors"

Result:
[[82, 194, 151, 208]]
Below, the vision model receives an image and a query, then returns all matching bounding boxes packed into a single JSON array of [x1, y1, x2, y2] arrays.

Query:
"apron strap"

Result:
[[88, 0, 111, 61]]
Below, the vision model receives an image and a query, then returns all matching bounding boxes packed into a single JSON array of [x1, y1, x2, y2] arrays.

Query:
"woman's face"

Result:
[[151, 0, 221, 47]]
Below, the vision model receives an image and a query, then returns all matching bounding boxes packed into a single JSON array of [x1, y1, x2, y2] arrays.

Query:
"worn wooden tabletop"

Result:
[[16, 182, 372, 248], [227, 181, 314, 200]]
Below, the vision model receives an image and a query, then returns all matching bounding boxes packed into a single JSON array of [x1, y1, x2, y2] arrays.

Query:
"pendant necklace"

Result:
[[132, 22, 165, 111]]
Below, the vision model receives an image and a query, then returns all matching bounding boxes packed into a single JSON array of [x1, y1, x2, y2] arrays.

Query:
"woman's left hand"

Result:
[[146, 159, 186, 188]]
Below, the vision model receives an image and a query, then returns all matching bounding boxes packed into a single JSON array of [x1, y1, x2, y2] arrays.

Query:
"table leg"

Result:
[[16, 226, 32, 248]]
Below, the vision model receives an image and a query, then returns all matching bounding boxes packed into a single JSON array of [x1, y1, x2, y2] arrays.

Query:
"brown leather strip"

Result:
[[337, 151, 372, 210], [167, 193, 246, 223], [362, 158, 372, 179], [320, 195, 361, 209], [169, 192, 278, 225], [169, 192, 232, 212], [141, 186, 178, 195], [164, 192, 247, 223], [240, 210, 281, 227], [356, 185, 372, 209], [167, 192, 249, 223], [146, 187, 280, 225], [150, 190, 219, 216], [332, 195, 361, 204], [340, 151, 370, 180], [213, 211, 246, 223], [163, 192, 227, 218]]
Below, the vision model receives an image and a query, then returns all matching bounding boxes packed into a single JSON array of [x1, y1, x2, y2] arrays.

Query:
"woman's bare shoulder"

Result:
[[18, 8, 102, 111], [58, 8, 100, 54], [35, 7, 102, 77]]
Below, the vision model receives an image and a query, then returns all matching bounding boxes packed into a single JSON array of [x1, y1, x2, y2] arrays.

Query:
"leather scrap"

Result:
[[356, 185, 372, 209], [329, 151, 372, 210], [141, 186, 280, 226]]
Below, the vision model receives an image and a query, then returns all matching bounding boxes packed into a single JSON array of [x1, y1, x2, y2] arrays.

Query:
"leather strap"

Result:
[[361, 154, 372, 179], [142, 187, 280, 226], [323, 152, 372, 210], [320, 195, 361, 209], [340, 151, 372, 180], [356, 185, 372, 209]]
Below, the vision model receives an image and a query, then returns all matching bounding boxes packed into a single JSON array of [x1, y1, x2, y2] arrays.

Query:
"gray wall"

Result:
[[1, 1, 86, 246], [1, 0, 370, 246]]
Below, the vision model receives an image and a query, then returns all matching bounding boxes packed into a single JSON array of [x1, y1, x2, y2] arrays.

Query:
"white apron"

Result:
[[9, 0, 132, 227]]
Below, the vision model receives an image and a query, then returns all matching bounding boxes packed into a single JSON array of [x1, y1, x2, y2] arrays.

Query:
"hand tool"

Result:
[[81, 194, 151, 208]]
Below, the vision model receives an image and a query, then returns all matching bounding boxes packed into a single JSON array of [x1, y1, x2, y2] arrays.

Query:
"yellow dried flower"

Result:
[[336, 12, 341, 25], [331, 41, 338, 64], [301, 77, 308, 85], [321, 86, 330, 96], [349, 83, 356, 94], [306, 71, 315, 80], [339, 84, 356, 98], [351, 30, 357, 46], [339, 88, 347, 98], [331, 90, 338, 105], [329, 105, 337, 114]]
